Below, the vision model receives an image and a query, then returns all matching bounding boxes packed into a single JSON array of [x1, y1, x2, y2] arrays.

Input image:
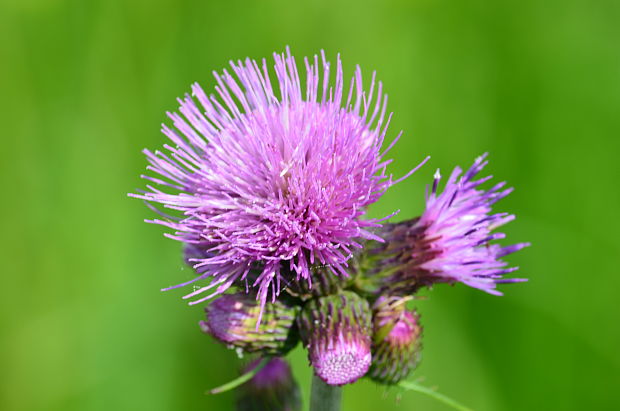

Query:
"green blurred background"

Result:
[[1, 0, 619, 410]]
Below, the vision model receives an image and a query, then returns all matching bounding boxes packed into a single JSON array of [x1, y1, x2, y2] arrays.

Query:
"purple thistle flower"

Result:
[[411, 153, 529, 294], [298, 291, 373, 386], [130, 48, 426, 320], [356, 154, 528, 296], [237, 357, 302, 411]]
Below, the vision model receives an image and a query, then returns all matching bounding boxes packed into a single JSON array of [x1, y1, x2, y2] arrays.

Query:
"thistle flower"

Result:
[[368, 297, 422, 384], [357, 154, 528, 296], [298, 291, 372, 386], [200, 293, 299, 355], [130, 48, 426, 319], [236, 357, 302, 411]]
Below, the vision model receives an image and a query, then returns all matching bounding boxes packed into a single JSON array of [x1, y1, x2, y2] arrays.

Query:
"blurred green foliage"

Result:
[[1, 0, 619, 410]]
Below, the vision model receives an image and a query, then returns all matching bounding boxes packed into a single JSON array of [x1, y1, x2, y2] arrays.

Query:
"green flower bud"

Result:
[[201, 293, 299, 356], [368, 296, 422, 384]]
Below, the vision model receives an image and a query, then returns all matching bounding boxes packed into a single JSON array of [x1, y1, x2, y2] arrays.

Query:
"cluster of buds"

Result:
[[201, 286, 420, 387]]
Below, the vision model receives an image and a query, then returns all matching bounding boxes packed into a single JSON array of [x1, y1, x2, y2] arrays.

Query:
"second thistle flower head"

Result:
[[132, 48, 416, 315], [412, 153, 529, 293], [358, 154, 529, 296]]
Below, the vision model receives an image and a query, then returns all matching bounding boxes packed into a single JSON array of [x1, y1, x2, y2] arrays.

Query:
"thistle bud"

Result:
[[298, 291, 372, 386], [368, 296, 422, 384], [200, 293, 299, 356], [236, 357, 302, 411]]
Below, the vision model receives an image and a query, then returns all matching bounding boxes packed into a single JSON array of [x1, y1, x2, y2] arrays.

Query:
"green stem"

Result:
[[398, 381, 473, 411], [310, 374, 342, 411], [207, 357, 270, 395]]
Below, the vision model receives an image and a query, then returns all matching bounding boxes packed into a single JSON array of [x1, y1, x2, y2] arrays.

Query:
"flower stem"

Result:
[[207, 357, 269, 395], [398, 381, 473, 411], [310, 374, 342, 411]]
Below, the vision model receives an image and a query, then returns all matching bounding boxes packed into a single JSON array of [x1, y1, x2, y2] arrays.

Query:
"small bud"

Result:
[[368, 297, 422, 384], [298, 291, 372, 386], [201, 293, 299, 356], [236, 357, 302, 411]]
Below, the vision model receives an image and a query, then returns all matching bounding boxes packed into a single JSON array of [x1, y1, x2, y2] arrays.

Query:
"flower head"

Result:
[[357, 154, 528, 296], [131, 48, 424, 318], [236, 357, 302, 411], [200, 293, 299, 355], [411, 153, 529, 293], [298, 291, 372, 386]]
